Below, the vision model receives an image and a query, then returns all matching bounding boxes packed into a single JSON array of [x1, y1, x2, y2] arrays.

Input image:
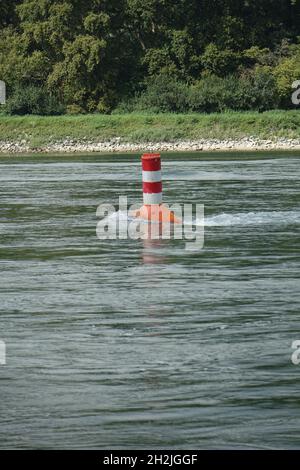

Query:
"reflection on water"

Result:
[[142, 225, 169, 265], [0, 152, 300, 449]]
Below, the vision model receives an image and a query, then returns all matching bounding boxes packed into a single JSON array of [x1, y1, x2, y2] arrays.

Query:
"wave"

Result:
[[203, 211, 300, 227], [99, 210, 300, 228]]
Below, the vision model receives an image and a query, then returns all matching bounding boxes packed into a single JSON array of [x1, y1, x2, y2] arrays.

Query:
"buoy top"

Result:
[[142, 153, 161, 160], [142, 153, 161, 172]]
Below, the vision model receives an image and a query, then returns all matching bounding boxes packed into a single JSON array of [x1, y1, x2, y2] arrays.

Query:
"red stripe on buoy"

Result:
[[142, 154, 161, 172], [142, 181, 163, 194]]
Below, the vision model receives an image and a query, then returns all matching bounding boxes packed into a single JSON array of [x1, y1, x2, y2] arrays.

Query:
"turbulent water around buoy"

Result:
[[0, 152, 299, 449], [103, 208, 300, 227]]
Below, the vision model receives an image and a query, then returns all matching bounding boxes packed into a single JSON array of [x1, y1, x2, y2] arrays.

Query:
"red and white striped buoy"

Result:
[[142, 154, 162, 205], [131, 153, 181, 224]]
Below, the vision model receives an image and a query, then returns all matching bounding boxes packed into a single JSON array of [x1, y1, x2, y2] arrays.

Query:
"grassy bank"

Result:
[[0, 110, 299, 149]]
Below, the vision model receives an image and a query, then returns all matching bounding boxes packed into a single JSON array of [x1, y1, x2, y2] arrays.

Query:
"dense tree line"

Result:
[[0, 0, 299, 114]]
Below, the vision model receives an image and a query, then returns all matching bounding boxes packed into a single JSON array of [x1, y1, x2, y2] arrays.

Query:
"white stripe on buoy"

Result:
[[143, 192, 163, 205], [142, 170, 162, 183]]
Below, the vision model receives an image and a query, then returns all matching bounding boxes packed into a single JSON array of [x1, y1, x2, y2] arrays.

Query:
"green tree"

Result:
[[0, 0, 129, 111], [0, 0, 299, 113]]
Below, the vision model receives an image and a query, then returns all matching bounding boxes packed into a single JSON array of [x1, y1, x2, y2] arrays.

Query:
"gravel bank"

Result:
[[1, 137, 300, 154]]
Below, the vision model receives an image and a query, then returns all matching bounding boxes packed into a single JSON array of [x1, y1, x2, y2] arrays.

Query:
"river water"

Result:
[[0, 152, 299, 449]]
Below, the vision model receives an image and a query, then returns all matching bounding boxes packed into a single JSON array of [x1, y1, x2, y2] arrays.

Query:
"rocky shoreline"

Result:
[[1, 137, 300, 154]]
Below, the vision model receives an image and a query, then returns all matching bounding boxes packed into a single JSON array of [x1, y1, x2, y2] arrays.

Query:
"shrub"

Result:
[[66, 104, 86, 115], [242, 46, 275, 67], [201, 44, 240, 76], [189, 70, 279, 113], [134, 75, 190, 113], [189, 75, 235, 112], [4, 85, 64, 115], [240, 67, 279, 111], [112, 97, 138, 114], [273, 44, 300, 107]]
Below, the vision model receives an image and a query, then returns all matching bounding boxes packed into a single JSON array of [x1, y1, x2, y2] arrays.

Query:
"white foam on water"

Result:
[[100, 210, 300, 229], [99, 210, 149, 228], [202, 211, 300, 227]]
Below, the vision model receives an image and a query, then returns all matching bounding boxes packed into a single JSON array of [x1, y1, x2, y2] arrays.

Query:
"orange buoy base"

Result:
[[130, 204, 181, 224]]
